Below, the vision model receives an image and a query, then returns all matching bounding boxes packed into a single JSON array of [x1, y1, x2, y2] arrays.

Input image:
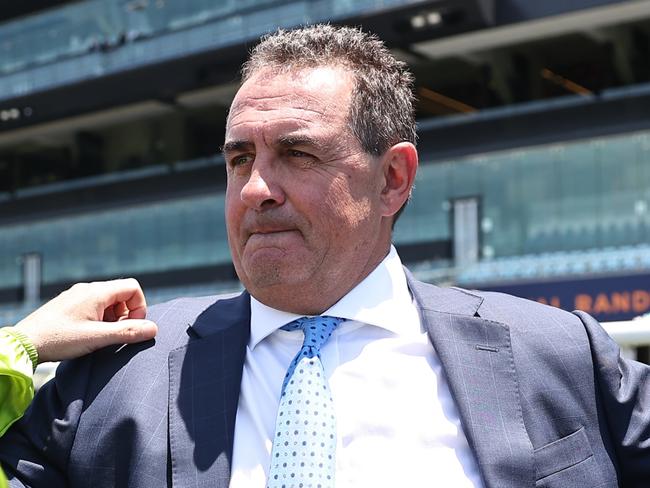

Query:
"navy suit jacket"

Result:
[[1, 276, 650, 487]]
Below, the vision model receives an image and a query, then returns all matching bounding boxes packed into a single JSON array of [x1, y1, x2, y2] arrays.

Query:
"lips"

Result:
[[250, 226, 293, 235], [247, 228, 297, 242], [244, 218, 302, 241], [240, 213, 304, 245]]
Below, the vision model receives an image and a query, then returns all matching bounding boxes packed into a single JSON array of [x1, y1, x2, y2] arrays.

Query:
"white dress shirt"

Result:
[[229, 246, 484, 487]]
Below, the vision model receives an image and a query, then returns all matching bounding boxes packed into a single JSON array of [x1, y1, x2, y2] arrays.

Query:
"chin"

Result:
[[242, 258, 290, 288]]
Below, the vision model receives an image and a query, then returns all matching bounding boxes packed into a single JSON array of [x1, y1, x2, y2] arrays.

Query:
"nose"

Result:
[[240, 162, 285, 211]]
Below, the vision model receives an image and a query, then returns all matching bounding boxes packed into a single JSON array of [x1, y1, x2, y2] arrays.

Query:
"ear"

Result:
[[379, 142, 418, 218]]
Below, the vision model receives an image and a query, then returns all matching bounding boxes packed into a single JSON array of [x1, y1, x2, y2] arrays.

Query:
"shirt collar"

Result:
[[249, 245, 419, 349]]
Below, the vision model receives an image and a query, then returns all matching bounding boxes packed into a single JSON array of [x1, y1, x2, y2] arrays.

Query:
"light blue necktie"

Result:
[[267, 316, 343, 488]]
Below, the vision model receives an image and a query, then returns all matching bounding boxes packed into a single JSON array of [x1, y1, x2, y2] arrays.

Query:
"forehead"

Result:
[[226, 66, 355, 136]]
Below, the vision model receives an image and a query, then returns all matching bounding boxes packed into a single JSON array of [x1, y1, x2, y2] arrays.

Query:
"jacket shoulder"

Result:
[[408, 274, 583, 330], [462, 287, 585, 329], [144, 292, 244, 348]]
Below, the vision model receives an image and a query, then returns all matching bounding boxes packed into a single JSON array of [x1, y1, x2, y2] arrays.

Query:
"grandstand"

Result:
[[1, 0, 650, 329]]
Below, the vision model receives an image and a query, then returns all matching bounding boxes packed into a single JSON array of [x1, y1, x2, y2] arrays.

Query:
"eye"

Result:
[[288, 149, 310, 158], [285, 148, 318, 168], [229, 154, 253, 167]]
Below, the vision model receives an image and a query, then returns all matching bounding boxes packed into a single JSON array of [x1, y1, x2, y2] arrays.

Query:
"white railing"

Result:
[[603, 317, 650, 347], [603, 317, 650, 360]]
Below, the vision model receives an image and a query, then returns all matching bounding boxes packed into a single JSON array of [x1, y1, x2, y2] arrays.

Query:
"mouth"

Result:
[[253, 227, 291, 233], [245, 227, 299, 243], [249, 226, 295, 236]]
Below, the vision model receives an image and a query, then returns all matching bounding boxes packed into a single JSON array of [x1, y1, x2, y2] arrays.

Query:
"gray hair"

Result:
[[241, 24, 417, 157]]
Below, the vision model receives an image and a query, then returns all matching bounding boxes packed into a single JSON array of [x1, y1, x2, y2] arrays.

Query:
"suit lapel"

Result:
[[408, 278, 535, 488], [168, 292, 250, 488]]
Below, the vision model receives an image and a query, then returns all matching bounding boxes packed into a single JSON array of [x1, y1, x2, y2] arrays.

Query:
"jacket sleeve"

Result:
[[0, 353, 93, 487], [0, 329, 35, 438], [0, 329, 38, 488], [576, 310, 650, 485]]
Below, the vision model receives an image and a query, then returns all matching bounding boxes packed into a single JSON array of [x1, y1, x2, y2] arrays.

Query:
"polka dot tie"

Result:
[[267, 316, 343, 488]]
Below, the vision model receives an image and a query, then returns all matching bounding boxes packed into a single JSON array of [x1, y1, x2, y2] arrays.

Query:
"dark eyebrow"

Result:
[[277, 135, 324, 151], [221, 140, 252, 154], [222, 135, 327, 155]]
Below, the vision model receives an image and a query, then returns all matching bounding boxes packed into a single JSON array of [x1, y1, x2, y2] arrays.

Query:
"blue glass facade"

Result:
[[0, 0, 420, 101], [2, 0, 648, 332], [396, 129, 650, 257], [1, 128, 649, 293], [0, 193, 228, 289]]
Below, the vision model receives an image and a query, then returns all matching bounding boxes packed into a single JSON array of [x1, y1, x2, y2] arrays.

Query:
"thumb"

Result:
[[32, 319, 159, 363], [89, 319, 158, 348]]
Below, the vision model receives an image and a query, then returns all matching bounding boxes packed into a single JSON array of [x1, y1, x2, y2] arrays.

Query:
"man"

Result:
[[1, 25, 649, 488]]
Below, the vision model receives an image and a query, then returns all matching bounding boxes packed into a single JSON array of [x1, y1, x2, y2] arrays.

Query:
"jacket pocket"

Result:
[[534, 427, 593, 481]]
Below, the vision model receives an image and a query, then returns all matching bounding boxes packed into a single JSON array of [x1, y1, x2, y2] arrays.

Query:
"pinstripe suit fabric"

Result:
[[0, 275, 648, 487]]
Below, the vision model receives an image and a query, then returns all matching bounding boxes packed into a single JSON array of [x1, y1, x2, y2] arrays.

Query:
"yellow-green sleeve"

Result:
[[0, 328, 36, 437], [0, 327, 37, 487]]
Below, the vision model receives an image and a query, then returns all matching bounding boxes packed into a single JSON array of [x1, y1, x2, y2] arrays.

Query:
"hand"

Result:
[[14, 279, 158, 363]]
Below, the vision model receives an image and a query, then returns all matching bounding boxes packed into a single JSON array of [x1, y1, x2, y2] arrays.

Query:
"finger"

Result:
[[93, 279, 148, 320], [113, 302, 130, 321], [102, 301, 129, 322], [103, 306, 118, 322]]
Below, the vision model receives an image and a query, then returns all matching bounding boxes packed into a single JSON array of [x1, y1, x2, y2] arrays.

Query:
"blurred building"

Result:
[[1, 0, 650, 327]]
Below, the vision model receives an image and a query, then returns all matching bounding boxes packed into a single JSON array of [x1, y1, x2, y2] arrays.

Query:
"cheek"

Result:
[[225, 182, 243, 212], [318, 196, 371, 241], [326, 180, 377, 226], [224, 192, 244, 239]]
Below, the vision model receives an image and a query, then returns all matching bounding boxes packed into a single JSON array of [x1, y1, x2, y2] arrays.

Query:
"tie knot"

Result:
[[282, 316, 343, 354]]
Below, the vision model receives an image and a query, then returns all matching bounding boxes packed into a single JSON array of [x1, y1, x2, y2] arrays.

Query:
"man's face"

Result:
[[223, 65, 393, 314]]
